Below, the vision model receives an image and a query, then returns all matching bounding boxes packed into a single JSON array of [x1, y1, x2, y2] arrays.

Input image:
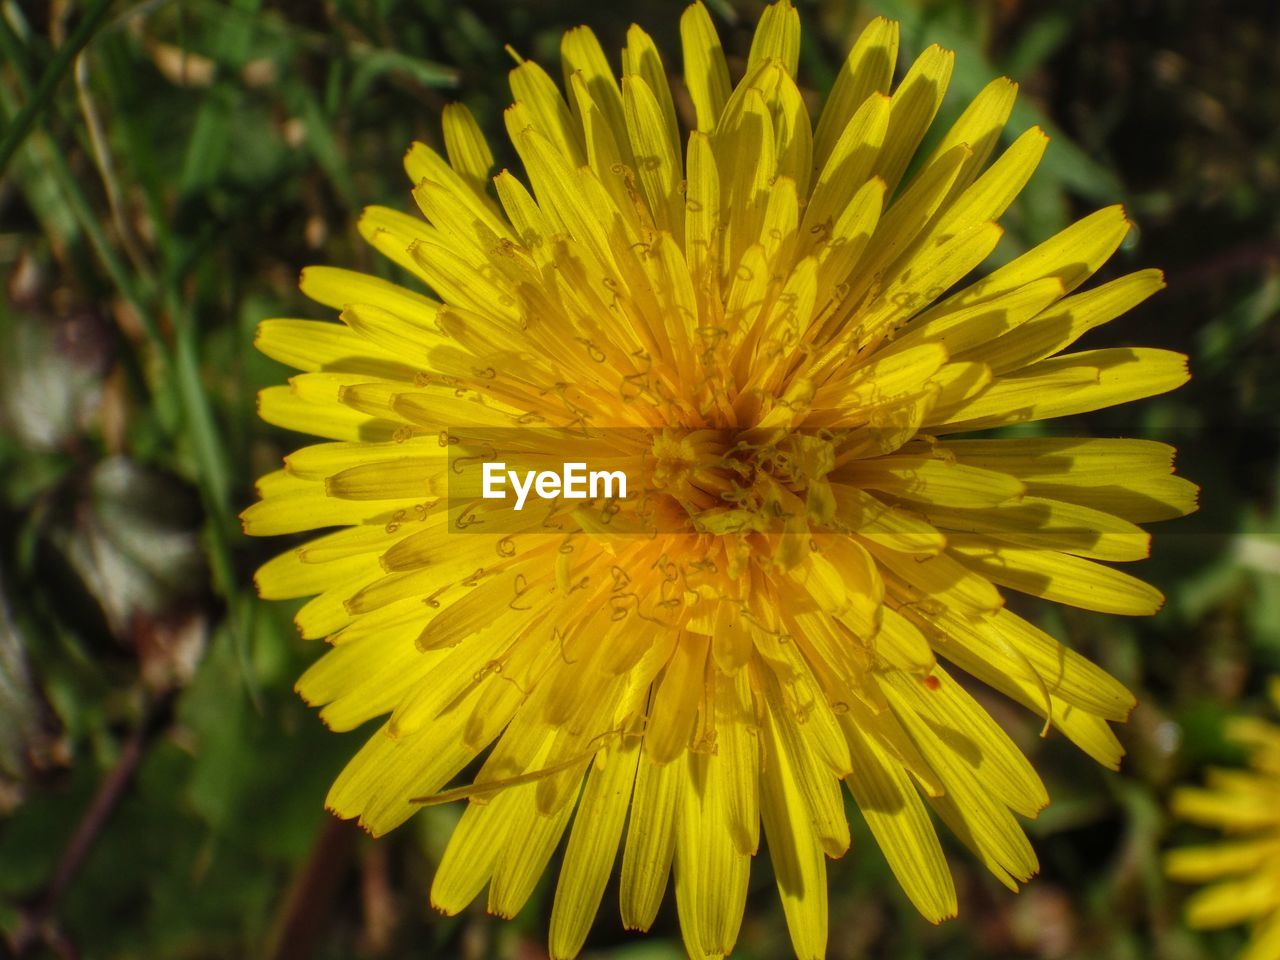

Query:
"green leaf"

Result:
[[348, 47, 458, 103]]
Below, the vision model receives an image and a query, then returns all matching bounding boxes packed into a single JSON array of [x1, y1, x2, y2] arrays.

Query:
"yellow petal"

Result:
[[924, 77, 1018, 196], [884, 668, 1048, 818], [1184, 874, 1280, 930], [947, 535, 1164, 615], [768, 70, 814, 197], [673, 748, 751, 957], [843, 718, 957, 922], [560, 25, 628, 157], [930, 348, 1190, 432], [944, 205, 1131, 309], [760, 696, 829, 960], [838, 454, 1025, 508], [760, 665, 852, 856], [812, 343, 948, 418], [645, 632, 710, 763], [1023, 474, 1200, 524], [680, 2, 731, 132], [851, 220, 1004, 346], [255, 384, 400, 444], [808, 177, 886, 327], [620, 751, 679, 930], [328, 720, 475, 837], [1166, 838, 1280, 883], [509, 59, 585, 165], [798, 536, 883, 638], [885, 277, 1066, 360], [494, 167, 555, 253], [441, 102, 495, 196], [1242, 914, 1280, 960], [298, 612, 443, 730], [868, 539, 1004, 615], [882, 674, 1039, 888], [684, 130, 722, 307], [747, 0, 800, 77], [716, 87, 775, 283], [935, 124, 1049, 239], [517, 125, 618, 275], [489, 775, 579, 918], [292, 588, 355, 641], [875, 606, 936, 672], [255, 318, 412, 377], [404, 141, 510, 242], [923, 605, 1136, 722], [1171, 784, 1280, 831], [847, 141, 974, 310], [357, 204, 436, 280], [985, 607, 1137, 717], [968, 268, 1166, 374], [340, 302, 442, 363], [829, 484, 946, 555], [916, 495, 1151, 562], [622, 25, 681, 172], [254, 543, 382, 600], [874, 44, 954, 195], [716, 671, 760, 854], [800, 94, 890, 254], [431, 795, 507, 914], [812, 16, 898, 173], [549, 740, 641, 959], [622, 74, 685, 236], [323, 456, 441, 501], [240, 480, 415, 536], [284, 437, 438, 481], [298, 265, 440, 316], [940, 436, 1178, 485]]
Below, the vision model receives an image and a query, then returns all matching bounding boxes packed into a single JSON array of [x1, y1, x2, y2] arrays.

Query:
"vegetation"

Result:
[[0, 0, 1276, 957]]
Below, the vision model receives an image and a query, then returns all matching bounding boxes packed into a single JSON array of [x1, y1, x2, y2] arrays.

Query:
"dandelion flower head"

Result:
[[1167, 679, 1280, 960], [243, 3, 1197, 956]]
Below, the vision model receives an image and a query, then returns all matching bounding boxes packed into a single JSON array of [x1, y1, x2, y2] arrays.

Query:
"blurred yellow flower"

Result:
[[1167, 679, 1280, 960], [243, 2, 1196, 956]]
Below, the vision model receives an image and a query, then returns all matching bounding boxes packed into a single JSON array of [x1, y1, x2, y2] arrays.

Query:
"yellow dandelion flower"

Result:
[[243, 2, 1197, 956], [1167, 680, 1280, 960]]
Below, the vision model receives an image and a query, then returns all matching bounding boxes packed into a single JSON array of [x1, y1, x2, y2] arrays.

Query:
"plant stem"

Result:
[[9, 691, 176, 958]]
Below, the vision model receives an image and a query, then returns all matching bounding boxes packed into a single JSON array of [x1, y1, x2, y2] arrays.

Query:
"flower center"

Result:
[[647, 428, 837, 544]]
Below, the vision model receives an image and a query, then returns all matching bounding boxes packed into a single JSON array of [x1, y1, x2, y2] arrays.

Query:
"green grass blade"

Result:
[[0, 0, 115, 177]]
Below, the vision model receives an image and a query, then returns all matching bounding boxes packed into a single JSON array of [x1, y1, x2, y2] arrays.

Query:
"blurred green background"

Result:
[[0, 0, 1277, 957]]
